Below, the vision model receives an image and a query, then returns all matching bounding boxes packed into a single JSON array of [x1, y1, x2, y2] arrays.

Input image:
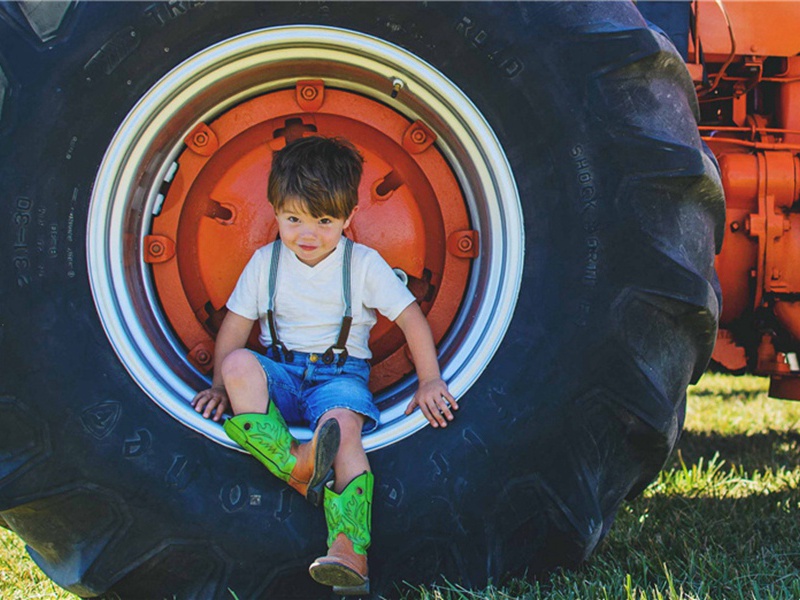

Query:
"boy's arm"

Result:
[[191, 311, 254, 421], [395, 302, 458, 428]]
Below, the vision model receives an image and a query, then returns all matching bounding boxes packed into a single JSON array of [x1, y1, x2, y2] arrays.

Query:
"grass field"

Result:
[[2, 373, 799, 599]]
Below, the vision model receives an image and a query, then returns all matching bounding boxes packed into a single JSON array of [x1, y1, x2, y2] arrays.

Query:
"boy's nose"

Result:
[[298, 224, 316, 237]]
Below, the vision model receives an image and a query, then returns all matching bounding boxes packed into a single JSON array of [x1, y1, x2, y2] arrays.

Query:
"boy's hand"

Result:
[[191, 386, 230, 422], [404, 378, 458, 428]]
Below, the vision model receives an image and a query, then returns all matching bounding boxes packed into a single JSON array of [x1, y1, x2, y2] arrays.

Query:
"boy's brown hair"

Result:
[[267, 136, 364, 219]]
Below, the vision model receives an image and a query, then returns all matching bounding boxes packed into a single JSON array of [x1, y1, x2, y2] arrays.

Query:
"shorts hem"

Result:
[[311, 405, 380, 434]]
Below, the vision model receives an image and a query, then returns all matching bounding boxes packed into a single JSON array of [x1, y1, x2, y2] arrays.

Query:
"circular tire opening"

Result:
[[87, 25, 523, 451]]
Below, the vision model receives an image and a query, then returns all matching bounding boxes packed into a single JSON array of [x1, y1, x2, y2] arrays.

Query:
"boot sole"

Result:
[[308, 561, 368, 594], [304, 418, 340, 507]]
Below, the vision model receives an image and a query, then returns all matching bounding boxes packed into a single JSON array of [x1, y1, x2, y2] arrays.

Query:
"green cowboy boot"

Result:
[[308, 471, 373, 595], [223, 402, 340, 507]]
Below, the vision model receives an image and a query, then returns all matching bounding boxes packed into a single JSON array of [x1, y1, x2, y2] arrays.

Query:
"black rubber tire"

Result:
[[0, 2, 724, 599]]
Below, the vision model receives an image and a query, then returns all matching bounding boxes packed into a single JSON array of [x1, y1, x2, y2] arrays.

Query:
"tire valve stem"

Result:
[[391, 78, 404, 99]]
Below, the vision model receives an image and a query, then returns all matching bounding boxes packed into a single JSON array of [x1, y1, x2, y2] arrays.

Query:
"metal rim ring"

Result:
[[87, 25, 523, 451]]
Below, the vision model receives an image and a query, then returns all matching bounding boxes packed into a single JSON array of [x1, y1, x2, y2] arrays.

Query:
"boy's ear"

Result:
[[343, 204, 359, 229]]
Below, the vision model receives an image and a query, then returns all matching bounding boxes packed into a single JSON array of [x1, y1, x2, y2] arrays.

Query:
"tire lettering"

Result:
[[572, 145, 601, 324], [379, 477, 404, 508], [500, 57, 523, 78], [455, 15, 524, 79], [12, 198, 32, 287], [49, 223, 58, 258], [455, 16, 475, 38], [123, 429, 153, 458], [220, 482, 248, 512], [430, 451, 449, 480], [81, 401, 122, 439], [65, 135, 78, 160], [274, 487, 293, 521], [145, 1, 205, 27], [83, 27, 141, 78], [66, 187, 78, 278], [165, 455, 194, 490], [462, 428, 489, 455]]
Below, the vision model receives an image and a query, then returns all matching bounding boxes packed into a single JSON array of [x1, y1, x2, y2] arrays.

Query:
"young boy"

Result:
[[191, 135, 457, 594]]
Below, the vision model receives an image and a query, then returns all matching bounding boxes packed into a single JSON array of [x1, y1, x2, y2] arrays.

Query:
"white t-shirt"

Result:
[[227, 238, 415, 359]]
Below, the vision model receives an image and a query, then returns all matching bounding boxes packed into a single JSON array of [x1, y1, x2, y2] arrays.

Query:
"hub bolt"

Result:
[[301, 86, 318, 101], [193, 132, 208, 147]]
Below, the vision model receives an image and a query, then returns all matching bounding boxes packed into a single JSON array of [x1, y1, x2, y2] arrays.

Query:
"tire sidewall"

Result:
[[0, 2, 713, 596]]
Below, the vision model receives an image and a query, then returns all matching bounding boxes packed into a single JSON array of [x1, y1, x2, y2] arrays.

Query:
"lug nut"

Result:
[[411, 129, 427, 144], [301, 86, 318, 101], [193, 132, 208, 147]]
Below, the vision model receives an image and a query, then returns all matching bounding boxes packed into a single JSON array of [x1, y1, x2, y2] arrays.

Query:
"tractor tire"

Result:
[[0, 2, 724, 599]]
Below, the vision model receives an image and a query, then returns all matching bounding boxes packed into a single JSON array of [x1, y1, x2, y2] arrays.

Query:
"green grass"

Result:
[[407, 373, 800, 600], [0, 526, 75, 600], [2, 374, 800, 599]]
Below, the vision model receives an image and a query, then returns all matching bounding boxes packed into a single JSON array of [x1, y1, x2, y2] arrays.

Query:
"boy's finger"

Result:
[[440, 390, 458, 410], [404, 399, 417, 415], [428, 399, 447, 427], [419, 402, 438, 428], [437, 397, 454, 421], [203, 397, 218, 419]]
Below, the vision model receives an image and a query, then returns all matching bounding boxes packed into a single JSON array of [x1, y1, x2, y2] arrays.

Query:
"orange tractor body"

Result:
[[656, 0, 800, 398]]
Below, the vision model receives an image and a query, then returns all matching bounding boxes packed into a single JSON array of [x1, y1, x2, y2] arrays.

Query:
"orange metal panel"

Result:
[[148, 85, 472, 391], [695, 0, 800, 59]]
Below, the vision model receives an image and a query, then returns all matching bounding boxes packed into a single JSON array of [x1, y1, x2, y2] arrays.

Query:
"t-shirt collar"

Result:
[[287, 237, 345, 272]]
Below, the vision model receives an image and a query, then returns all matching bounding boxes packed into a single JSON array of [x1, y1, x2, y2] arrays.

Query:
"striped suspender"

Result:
[[266, 238, 354, 366], [266, 240, 292, 361]]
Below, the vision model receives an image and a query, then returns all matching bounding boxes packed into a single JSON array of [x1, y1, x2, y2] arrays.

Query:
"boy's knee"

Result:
[[322, 409, 365, 439], [220, 349, 261, 385]]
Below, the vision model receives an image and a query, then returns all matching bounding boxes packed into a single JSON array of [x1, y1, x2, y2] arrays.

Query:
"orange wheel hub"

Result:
[[147, 80, 473, 391]]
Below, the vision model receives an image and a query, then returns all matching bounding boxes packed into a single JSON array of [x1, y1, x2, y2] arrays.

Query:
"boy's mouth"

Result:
[[298, 244, 317, 252]]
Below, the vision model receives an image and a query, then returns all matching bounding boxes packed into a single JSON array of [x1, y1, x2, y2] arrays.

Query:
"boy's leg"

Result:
[[309, 409, 372, 595], [221, 350, 340, 506], [220, 348, 269, 414], [326, 408, 370, 492]]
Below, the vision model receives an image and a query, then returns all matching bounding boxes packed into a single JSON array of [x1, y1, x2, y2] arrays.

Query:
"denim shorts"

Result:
[[250, 349, 379, 433]]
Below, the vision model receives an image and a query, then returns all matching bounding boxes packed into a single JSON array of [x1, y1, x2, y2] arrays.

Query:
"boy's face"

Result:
[[275, 199, 357, 267]]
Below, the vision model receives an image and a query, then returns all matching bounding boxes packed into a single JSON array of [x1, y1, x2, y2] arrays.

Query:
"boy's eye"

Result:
[[319, 218, 332, 225], [287, 216, 300, 223]]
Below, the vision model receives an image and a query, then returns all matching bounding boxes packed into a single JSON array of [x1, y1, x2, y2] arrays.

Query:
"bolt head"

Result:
[[194, 132, 208, 147], [301, 86, 318, 100], [411, 129, 427, 144]]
